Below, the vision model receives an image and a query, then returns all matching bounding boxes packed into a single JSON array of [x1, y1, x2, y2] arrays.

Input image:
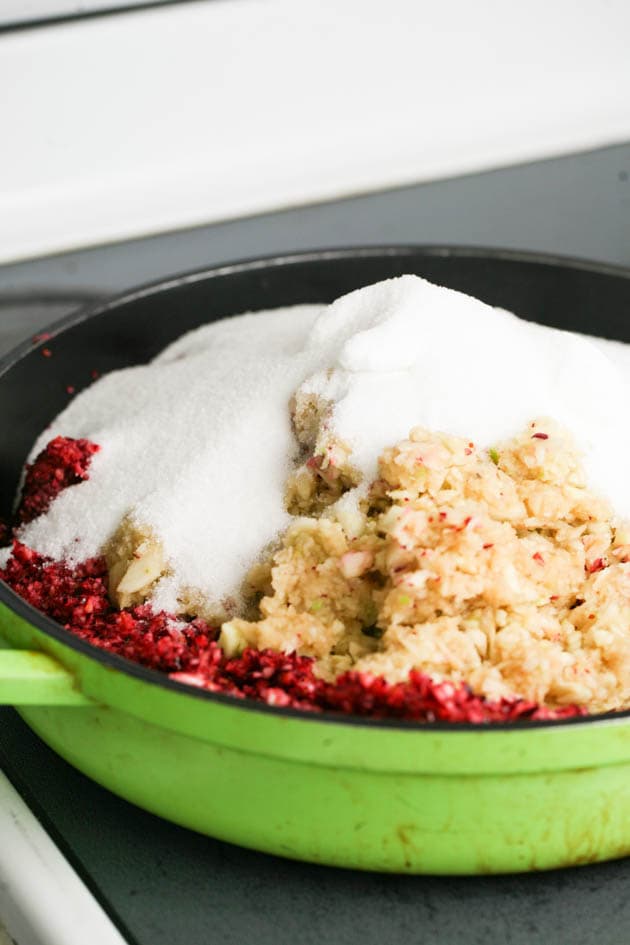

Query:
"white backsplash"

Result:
[[1, 0, 629, 263]]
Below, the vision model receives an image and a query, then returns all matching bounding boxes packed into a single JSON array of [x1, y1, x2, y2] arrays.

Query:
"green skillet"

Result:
[[2, 247, 630, 874]]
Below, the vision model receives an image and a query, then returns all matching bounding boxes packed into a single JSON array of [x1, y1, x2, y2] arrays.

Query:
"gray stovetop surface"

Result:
[[1, 142, 630, 945]]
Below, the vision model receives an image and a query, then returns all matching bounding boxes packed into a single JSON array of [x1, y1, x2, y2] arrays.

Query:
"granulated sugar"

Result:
[[18, 304, 322, 614], [15, 275, 630, 616], [299, 276, 630, 514]]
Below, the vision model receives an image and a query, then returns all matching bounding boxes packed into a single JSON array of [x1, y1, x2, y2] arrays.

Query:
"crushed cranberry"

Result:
[[1, 543, 217, 673], [586, 557, 606, 574], [17, 436, 100, 525]]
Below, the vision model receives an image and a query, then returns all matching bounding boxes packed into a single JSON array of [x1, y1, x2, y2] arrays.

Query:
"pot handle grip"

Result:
[[0, 650, 91, 706]]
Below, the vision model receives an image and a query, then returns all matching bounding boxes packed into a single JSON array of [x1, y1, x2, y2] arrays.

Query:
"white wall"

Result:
[[2, 0, 630, 263]]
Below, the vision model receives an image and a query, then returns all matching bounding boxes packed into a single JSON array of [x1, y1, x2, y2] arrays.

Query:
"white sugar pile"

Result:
[[14, 275, 630, 616], [300, 277, 630, 505]]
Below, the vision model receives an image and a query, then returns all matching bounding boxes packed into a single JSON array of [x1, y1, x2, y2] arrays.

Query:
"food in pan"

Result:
[[3, 275, 630, 722]]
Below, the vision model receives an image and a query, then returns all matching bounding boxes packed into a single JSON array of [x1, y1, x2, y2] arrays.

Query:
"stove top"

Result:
[[2, 142, 630, 945]]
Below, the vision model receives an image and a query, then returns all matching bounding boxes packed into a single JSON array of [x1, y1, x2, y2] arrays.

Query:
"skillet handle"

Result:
[[0, 650, 91, 706]]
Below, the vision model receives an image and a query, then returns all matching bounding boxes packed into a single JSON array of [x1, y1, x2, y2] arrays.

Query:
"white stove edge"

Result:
[[0, 771, 128, 945]]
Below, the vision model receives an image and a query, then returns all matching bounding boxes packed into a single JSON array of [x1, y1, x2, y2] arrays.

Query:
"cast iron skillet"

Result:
[[1, 246, 630, 874]]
